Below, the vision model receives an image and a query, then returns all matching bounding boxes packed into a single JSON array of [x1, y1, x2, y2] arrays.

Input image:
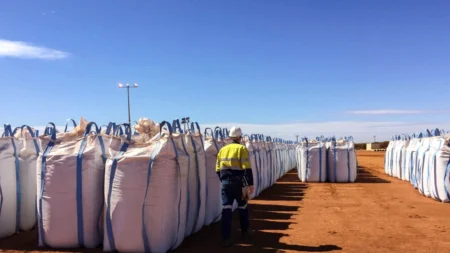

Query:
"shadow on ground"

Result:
[[356, 168, 391, 184], [0, 170, 342, 253], [176, 170, 342, 253]]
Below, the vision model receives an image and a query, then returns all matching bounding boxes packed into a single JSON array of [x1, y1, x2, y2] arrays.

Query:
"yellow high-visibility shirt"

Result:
[[216, 143, 251, 172]]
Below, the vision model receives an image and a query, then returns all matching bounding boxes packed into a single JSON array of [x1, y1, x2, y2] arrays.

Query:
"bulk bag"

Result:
[[327, 137, 357, 183], [393, 135, 410, 179], [384, 136, 397, 176], [37, 120, 107, 248], [403, 133, 420, 182], [257, 135, 269, 191], [0, 125, 19, 239], [265, 137, 276, 187], [421, 129, 444, 197], [203, 128, 222, 226], [415, 130, 433, 193], [297, 137, 327, 182], [183, 121, 207, 235], [14, 126, 41, 231], [244, 135, 259, 199], [410, 134, 425, 188], [104, 121, 189, 253], [428, 132, 450, 202]]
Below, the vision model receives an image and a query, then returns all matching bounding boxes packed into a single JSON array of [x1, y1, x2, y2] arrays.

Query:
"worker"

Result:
[[216, 126, 255, 247]]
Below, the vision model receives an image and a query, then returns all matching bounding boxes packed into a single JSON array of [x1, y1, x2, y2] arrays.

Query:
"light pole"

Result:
[[118, 83, 138, 125]]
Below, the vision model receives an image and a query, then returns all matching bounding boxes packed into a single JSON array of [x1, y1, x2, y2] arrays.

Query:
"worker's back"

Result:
[[216, 142, 251, 180]]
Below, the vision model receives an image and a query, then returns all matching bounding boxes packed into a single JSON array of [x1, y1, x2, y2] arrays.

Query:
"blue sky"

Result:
[[1, 0, 450, 142]]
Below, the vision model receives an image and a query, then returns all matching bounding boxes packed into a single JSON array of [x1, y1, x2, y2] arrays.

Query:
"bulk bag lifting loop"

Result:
[[214, 127, 223, 141], [190, 122, 204, 149], [64, 119, 77, 133]]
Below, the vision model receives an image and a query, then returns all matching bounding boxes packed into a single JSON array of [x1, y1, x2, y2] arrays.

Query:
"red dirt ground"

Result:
[[1, 150, 449, 253]]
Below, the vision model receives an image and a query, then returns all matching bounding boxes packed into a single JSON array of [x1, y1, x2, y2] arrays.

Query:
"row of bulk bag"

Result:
[[296, 137, 327, 182], [326, 137, 358, 183], [104, 121, 188, 253], [384, 128, 450, 203], [37, 118, 108, 248], [0, 124, 41, 239]]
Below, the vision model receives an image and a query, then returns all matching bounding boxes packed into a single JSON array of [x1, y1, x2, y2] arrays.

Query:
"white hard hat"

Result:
[[229, 126, 242, 138]]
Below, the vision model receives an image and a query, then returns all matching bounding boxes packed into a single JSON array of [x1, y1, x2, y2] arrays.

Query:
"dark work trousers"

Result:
[[221, 177, 249, 240]]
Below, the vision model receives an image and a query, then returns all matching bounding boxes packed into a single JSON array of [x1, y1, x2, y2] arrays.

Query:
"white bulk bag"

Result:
[[37, 121, 107, 248], [0, 125, 19, 239], [327, 137, 357, 183], [185, 122, 207, 234], [257, 136, 269, 190], [265, 138, 276, 187], [422, 129, 444, 198], [244, 135, 259, 199], [428, 133, 450, 202], [104, 121, 189, 253], [203, 128, 222, 226], [298, 137, 327, 182], [385, 137, 397, 176], [416, 131, 432, 193], [403, 134, 421, 182], [14, 126, 42, 231], [393, 135, 410, 179]]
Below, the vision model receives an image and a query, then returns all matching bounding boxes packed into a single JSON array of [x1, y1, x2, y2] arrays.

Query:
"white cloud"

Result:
[[347, 109, 450, 115], [0, 39, 69, 60], [1, 121, 449, 144]]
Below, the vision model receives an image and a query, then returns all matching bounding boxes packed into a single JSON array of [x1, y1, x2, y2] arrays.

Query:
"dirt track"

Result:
[[1, 151, 450, 252]]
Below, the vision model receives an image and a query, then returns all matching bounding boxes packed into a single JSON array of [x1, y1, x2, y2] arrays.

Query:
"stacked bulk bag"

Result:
[[104, 121, 189, 253], [37, 119, 107, 248], [297, 137, 327, 182], [327, 137, 358, 183], [184, 121, 207, 234], [0, 124, 19, 239], [203, 128, 222, 226]]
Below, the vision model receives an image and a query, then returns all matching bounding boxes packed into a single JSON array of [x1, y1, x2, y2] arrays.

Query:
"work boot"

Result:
[[221, 238, 233, 247], [241, 229, 255, 240]]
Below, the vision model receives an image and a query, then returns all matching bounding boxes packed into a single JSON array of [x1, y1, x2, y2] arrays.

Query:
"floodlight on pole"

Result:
[[118, 82, 138, 125]]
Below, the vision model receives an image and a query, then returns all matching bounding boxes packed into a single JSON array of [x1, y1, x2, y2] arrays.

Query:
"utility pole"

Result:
[[118, 83, 138, 125]]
